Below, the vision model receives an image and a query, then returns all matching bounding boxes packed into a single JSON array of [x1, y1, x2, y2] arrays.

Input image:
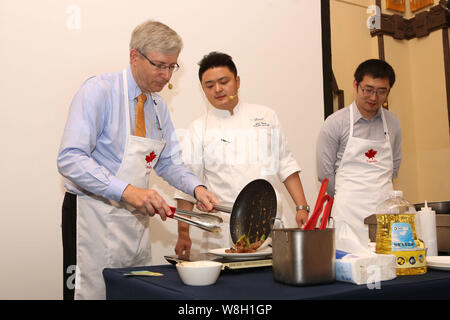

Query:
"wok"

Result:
[[214, 179, 278, 244], [414, 201, 450, 214]]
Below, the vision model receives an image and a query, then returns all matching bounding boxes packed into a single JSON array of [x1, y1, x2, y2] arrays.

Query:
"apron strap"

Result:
[[380, 106, 390, 138], [349, 103, 355, 138], [122, 69, 131, 135], [149, 93, 163, 131]]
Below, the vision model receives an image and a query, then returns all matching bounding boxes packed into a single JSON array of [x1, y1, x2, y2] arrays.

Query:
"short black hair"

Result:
[[198, 51, 238, 82], [354, 59, 396, 87]]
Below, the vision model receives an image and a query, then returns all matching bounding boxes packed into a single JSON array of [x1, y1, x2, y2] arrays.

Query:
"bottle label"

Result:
[[392, 250, 426, 269], [391, 222, 417, 251]]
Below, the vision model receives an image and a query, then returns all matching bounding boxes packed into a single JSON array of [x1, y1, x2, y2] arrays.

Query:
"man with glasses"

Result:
[[316, 59, 402, 251], [174, 52, 309, 255], [57, 20, 218, 300]]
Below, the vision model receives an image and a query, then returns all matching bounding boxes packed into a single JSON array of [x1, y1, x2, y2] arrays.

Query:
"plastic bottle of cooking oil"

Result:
[[375, 190, 427, 275]]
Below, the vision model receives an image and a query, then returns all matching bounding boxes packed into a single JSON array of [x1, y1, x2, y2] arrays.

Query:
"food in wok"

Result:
[[225, 234, 266, 253]]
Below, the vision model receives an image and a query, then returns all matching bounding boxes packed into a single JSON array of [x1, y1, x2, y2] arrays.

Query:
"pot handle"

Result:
[[271, 218, 289, 242], [271, 217, 284, 229]]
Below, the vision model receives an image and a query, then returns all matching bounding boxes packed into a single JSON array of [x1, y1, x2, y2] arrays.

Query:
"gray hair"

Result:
[[129, 20, 183, 55]]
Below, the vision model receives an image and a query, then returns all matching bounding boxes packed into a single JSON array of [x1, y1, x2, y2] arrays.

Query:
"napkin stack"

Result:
[[335, 250, 397, 285]]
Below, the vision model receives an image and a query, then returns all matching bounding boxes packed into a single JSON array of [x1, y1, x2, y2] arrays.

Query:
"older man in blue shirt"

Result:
[[57, 20, 218, 300]]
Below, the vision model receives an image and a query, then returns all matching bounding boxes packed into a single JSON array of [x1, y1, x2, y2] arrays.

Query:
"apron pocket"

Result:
[[106, 210, 151, 268]]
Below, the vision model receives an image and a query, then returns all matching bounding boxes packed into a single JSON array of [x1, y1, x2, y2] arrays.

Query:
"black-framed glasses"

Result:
[[137, 49, 180, 72], [358, 84, 389, 98]]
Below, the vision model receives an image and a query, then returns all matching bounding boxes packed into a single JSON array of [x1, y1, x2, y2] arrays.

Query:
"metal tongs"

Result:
[[162, 206, 223, 233], [303, 178, 334, 230]]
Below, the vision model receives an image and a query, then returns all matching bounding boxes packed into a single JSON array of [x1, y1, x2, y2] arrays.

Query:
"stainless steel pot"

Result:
[[272, 228, 335, 286]]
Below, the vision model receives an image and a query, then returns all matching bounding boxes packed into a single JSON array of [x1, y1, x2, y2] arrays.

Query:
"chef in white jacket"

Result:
[[174, 52, 309, 254]]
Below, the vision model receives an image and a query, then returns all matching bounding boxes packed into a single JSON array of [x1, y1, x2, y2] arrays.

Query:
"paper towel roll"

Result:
[[417, 203, 438, 256]]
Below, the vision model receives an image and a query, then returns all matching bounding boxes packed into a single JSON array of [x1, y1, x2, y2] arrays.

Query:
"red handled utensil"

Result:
[[319, 195, 333, 230], [303, 178, 334, 230], [313, 178, 328, 214]]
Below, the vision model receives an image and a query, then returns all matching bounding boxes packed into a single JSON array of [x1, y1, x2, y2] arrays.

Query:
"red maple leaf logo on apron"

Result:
[[365, 149, 377, 160], [145, 151, 157, 163]]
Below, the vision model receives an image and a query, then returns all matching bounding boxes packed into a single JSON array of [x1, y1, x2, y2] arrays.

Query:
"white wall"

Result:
[[0, 0, 324, 299]]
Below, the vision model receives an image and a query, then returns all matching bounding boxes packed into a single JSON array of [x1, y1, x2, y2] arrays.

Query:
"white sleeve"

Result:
[[274, 112, 301, 182], [173, 119, 205, 203]]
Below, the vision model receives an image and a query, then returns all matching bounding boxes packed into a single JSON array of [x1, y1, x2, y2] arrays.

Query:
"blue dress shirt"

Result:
[[57, 66, 201, 201]]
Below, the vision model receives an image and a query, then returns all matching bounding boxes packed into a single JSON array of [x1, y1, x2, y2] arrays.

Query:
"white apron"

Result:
[[331, 103, 393, 252], [74, 69, 165, 300]]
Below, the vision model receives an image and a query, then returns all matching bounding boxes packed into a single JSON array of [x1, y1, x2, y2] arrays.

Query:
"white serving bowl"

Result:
[[176, 260, 222, 286]]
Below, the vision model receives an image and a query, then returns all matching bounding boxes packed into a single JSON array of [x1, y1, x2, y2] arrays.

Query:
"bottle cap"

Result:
[[390, 190, 403, 198], [420, 200, 435, 213]]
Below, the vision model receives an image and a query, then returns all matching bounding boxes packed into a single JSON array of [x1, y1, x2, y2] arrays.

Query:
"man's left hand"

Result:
[[194, 186, 219, 212]]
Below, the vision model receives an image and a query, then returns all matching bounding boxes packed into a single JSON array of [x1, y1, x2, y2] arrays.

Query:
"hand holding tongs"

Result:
[[156, 206, 223, 233], [303, 178, 334, 230]]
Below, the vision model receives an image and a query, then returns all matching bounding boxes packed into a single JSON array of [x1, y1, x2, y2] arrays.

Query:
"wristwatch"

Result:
[[295, 205, 310, 213]]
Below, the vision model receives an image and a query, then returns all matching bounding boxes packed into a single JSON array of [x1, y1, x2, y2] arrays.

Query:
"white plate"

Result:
[[427, 256, 450, 271], [208, 247, 272, 260]]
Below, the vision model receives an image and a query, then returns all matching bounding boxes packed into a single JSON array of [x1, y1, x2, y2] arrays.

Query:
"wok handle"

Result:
[[212, 204, 232, 214]]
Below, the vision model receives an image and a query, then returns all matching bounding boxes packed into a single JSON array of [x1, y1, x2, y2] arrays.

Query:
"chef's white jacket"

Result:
[[174, 102, 301, 248]]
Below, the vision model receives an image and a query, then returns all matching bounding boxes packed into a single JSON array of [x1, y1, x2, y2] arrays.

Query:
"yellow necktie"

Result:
[[135, 93, 147, 137]]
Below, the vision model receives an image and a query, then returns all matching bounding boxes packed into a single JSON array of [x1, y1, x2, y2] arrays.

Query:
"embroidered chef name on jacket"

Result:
[[253, 117, 270, 127]]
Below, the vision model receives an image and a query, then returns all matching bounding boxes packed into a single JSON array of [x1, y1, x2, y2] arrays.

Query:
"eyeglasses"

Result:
[[358, 84, 389, 98], [137, 49, 180, 72]]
